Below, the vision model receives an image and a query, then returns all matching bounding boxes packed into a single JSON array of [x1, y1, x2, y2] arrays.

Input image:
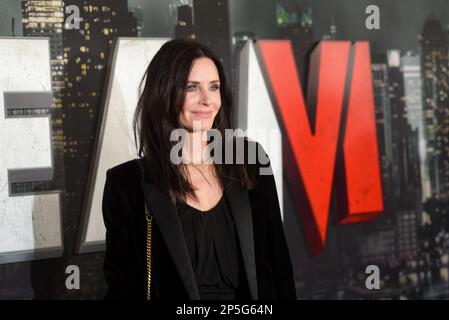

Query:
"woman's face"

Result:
[[179, 57, 221, 132]]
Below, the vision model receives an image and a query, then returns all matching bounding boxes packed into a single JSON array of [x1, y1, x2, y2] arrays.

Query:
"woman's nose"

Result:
[[199, 88, 212, 105]]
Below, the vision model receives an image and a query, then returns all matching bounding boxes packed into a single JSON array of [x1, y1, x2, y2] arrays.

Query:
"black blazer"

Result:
[[102, 139, 296, 300]]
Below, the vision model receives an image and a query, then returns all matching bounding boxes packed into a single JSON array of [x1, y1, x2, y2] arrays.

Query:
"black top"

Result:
[[176, 194, 245, 300]]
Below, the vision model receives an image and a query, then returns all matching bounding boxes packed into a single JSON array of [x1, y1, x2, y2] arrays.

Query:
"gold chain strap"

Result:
[[146, 213, 153, 301], [139, 159, 153, 301]]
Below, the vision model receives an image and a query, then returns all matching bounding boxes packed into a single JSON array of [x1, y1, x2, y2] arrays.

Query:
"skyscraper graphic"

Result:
[[351, 51, 423, 298], [129, 6, 144, 37], [63, 0, 136, 236], [276, 4, 314, 87], [420, 15, 449, 201], [386, 51, 421, 278], [59, 0, 137, 297], [386, 50, 421, 206], [192, 0, 232, 75], [372, 53, 394, 202], [416, 15, 449, 299], [401, 51, 431, 201], [174, 4, 195, 40], [366, 54, 398, 270], [20, 0, 66, 193], [175, 0, 232, 77]]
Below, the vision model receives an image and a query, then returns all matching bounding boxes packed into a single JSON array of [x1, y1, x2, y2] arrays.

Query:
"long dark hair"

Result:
[[133, 39, 256, 203]]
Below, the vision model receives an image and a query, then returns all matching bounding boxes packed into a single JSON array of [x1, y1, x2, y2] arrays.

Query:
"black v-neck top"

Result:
[[176, 194, 245, 300]]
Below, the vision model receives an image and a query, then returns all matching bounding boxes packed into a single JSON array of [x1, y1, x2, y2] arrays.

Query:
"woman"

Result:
[[102, 39, 296, 300]]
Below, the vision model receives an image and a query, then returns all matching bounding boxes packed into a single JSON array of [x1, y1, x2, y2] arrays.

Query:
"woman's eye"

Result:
[[186, 85, 197, 92], [210, 85, 220, 91]]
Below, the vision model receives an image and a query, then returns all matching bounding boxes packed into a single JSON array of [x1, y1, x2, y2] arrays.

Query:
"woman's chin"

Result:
[[187, 120, 214, 131]]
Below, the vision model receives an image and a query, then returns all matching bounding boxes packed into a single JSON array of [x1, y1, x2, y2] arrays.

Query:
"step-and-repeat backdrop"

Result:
[[1, 0, 449, 299]]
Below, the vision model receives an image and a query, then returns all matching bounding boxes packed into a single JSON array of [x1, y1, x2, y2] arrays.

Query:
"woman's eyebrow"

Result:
[[186, 80, 220, 84]]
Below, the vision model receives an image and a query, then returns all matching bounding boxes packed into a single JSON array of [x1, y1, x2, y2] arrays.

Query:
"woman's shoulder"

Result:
[[106, 159, 142, 185]]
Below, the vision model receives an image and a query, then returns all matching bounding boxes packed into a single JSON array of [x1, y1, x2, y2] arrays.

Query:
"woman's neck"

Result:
[[182, 131, 213, 165]]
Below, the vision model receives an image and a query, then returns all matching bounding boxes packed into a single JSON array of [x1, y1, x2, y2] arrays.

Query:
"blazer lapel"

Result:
[[223, 176, 259, 299], [138, 157, 258, 300], [140, 181, 200, 300]]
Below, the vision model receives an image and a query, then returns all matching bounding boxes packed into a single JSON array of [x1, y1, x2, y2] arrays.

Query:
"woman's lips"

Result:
[[191, 111, 213, 118]]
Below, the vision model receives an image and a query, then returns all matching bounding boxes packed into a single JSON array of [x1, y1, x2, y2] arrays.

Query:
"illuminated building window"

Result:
[[102, 28, 109, 35], [100, 52, 105, 59]]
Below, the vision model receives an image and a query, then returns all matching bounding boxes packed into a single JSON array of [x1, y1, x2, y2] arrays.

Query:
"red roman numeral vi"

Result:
[[257, 40, 384, 255]]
